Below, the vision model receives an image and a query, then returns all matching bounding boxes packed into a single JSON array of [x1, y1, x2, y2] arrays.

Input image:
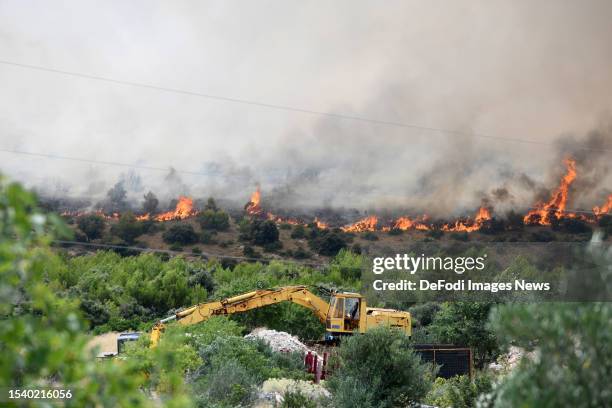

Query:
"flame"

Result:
[[155, 196, 197, 221], [136, 213, 150, 221], [593, 194, 612, 217], [391, 216, 431, 231], [524, 158, 577, 225], [341, 215, 378, 232], [314, 217, 329, 229], [442, 206, 492, 232], [246, 187, 263, 215]]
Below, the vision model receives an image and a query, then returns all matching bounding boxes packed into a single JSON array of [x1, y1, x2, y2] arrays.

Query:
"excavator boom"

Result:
[[150, 286, 330, 347]]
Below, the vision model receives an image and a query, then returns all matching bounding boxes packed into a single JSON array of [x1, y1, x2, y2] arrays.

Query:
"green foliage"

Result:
[[77, 214, 106, 240], [163, 224, 199, 245], [0, 177, 192, 406], [290, 224, 307, 239], [328, 328, 432, 407], [57, 252, 208, 331], [110, 212, 145, 244], [362, 231, 378, 241], [429, 302, 499, 367], [197, 209, 230, 231], [424, 374, 492, 408], [487, 303, 612, 408], [281, 388, 317, 408], [308, 229, 348, 256], [240, 219, 280, 246]]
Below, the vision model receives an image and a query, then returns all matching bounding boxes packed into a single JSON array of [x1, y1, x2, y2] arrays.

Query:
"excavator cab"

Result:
[[325, 293, 365, 339]]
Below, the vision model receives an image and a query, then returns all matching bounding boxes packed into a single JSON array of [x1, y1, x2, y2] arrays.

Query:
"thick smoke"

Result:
[[0, 1, 611, 216]]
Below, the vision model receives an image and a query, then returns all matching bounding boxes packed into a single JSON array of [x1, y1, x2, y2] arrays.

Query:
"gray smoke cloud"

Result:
[[0, 1, 611, 215]]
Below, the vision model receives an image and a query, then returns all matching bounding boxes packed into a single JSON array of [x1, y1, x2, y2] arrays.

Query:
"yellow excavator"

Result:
[[148, 285, 410, 348]]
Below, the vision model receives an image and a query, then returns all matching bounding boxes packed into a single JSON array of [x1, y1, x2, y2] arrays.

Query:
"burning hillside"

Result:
[[135, 196, 198, 221], [56, 157, 611, 235]]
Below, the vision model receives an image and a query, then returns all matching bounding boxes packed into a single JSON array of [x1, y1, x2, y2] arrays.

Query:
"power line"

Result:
[[1, 59, 610, 153]]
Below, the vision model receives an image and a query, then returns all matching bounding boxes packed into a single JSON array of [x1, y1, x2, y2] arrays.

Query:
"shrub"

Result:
[[424, 374, 492, 408], [488, 303, 612, 407], [197, 209, 230, 231], [530, 230, 555, 242], [451, 232, 469, 241], [428, 230, 444, 239], [142, 191, 159, 214], [240, 219, 280, 246], [308, 230, 348, 256], [110, 212, 145, 244], [429, 302, 499, 367], [77, 214, 106, 240], [290, 225, 307, 239], [163, 224, 199, 245], [200, 230, 217, 244], [281, 388, 317, 408], [328, 328, 431, 407], [362, 231, 379, 241], [387, 228, 403, 236]]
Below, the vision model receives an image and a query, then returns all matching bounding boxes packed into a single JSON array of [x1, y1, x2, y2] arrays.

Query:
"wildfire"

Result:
[[314, 217, 329, 229], [154, 196, 197, 221], [341, 215, 378, 232], [246, 187, 263, 215], [593, 194, 612, 217], [390, 216, 430, 231], [442, 206, 492, 232], [523, 158, 577, 225]]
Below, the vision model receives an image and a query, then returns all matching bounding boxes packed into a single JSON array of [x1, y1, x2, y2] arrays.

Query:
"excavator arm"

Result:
[[150, 285, 330, 347]]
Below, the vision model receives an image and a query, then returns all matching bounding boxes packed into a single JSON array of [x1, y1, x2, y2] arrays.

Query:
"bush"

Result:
[[530, 230, 555, 242], [77, 214, 106, 240], [240, 219, 280, 246], [429, 302, 499, 367], [555, 217, 592, 234], [197, 209, 230, 231], [362, 231, 379, 241], [281, 388, 317, 408], [328, 328, 431, 407], [387, 227, 403, 236], [428, 230, 444, 239], [450, 232, 469, 241], [110, 212, 145, 244], [200, 230, 217, 245], [142, 191, 159, 214], [424, 374, 492, 408], [290, 225, 307, 239], [488, 303, 612, 407], [163, 224, 199, 245], [308, 230, 348, 256]]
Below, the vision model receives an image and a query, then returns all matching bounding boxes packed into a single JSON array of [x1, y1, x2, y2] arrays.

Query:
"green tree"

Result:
[[110, 212, 145, 244], [163, 224, 199, 245], [77, 214, 106, 240], [486, 303, 612, 408], [0, 177, 192, 406], [328, 328, 431, 407], [429, 302, 499, 367], [197, 209, 230, 231]]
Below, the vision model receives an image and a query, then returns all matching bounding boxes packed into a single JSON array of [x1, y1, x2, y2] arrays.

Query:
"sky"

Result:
[[1, 0, 611, 214]]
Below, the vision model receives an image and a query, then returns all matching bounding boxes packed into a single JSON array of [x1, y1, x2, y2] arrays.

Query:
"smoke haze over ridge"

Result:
[[1, 1, 612, 214]]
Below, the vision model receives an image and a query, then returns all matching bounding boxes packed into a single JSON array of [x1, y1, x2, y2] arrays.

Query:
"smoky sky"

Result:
[[1, 1, 612, 214]]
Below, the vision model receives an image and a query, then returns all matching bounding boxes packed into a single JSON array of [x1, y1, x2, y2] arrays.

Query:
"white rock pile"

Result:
[[245, 328, 311, 354]]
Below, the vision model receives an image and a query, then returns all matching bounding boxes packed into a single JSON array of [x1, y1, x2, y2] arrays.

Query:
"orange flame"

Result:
[[593, 194, 612, 217], [389, 216, 431, 231], [246, 187, 263, 215], [524, 158, 577, 225], [341, 215, 378, 232], [155, 196, 196, 221], [442, 206, 492, 232], [314, 217, 329, 229]]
